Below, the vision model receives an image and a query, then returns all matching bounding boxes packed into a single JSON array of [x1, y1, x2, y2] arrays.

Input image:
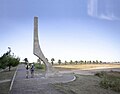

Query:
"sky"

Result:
[[0, 0, 120, 63]]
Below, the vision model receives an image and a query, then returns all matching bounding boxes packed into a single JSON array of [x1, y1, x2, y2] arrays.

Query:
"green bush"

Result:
[[96, 71, 120, 92], [34, 63, 45, 69], [94, 71, 106, 78]]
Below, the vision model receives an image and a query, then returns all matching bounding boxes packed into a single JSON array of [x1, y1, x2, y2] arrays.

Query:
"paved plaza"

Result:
[[10, 64, 75, 94]]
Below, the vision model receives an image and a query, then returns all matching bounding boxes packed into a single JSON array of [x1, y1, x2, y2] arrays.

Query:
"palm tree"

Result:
[[65, 61, 67, 65], [24, 58, 28, 64], [96, 60, 99, 64], [46, 58, 48, 62], [37, 58, 42, 68], [100, 61, 102, 64], [75, 61, 78, 64], [70, 60, 73, 64], [89, 61, 92, 64], [84, 60, 86, 64], [58, 59, 61, 65], [51, 58, 55, 65], [93, 61, 95, 64], [80, 60, 83, 64], [37, 59, 41, 64]]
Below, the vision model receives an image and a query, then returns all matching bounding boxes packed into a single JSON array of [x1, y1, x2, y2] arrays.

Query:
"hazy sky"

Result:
[[0, 0, 120, 62]]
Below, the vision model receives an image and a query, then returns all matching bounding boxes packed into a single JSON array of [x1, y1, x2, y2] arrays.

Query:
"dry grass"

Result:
[[0, 67, 17, 94], [53, 64, 120, 93], [0, 67, 16, 80], [53, 74, 120, 94], [53, 64, 120, 71], [0, 82, 11, 94], [96, 71, 120, 92]]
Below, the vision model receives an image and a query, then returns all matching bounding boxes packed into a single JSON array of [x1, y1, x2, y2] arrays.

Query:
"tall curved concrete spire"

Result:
[[33, 17, 56, 77]]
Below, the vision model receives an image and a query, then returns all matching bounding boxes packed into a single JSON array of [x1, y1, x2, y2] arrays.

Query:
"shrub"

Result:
[[94, 71, 106, 78], [34, 63, 45, 69], [96, 71, 120, 92]]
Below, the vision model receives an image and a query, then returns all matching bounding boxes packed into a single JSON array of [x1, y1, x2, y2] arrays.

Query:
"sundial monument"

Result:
[[33, 16, 56, 77]]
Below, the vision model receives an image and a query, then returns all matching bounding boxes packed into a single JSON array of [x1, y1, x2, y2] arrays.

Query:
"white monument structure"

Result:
[[33, 17, 56, 77]]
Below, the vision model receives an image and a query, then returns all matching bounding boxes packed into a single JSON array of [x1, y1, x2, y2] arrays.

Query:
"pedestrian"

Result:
[[26, 64, 29, 78], [30, 64, 34, 78]]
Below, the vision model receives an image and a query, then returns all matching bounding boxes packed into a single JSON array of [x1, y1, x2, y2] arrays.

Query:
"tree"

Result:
[[37, 58, 41, 68], [0, 54, 8, 69], [89, 61, 92, 64], [65, 61, 67, 65], [46, 58, 48, 62], [96, 60, 99, 64], [51, 58, 55, 65], [7, 56, 19, 71], [58, 59, 61, 65], [37, 59, 41, 64], [0, 47, 20, 71], [80, 60, 83, 64], [70, 60, 73, 64], [100, 61, 102, 64], [75, 61, 78, 64], [93, 61, 95, 64]]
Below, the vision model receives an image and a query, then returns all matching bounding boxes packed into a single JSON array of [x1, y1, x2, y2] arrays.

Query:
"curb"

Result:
[[70, 75, 76, 82], [0, 67, 9, 72], [63, 74, 76, 83], [9, 66, 18, 91], [0, 69, 3, 72], [0, 79, 11, 84]]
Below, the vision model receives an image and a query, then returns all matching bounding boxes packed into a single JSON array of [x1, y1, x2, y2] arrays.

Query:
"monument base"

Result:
[[45, 68, 60, 78]]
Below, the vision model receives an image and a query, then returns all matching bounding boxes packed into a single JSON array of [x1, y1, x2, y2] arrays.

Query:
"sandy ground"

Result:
[[53, 64, 120, 75], [53, 64, 120, 69]]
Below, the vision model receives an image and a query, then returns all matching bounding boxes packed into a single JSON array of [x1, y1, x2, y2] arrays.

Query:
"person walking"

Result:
[[30, 64, 35, 78], [25, 64, 29, 78]]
